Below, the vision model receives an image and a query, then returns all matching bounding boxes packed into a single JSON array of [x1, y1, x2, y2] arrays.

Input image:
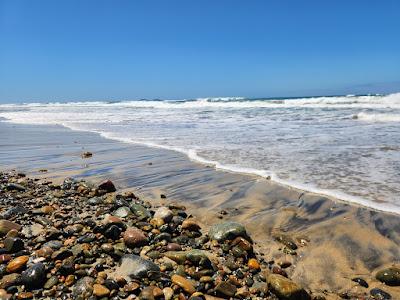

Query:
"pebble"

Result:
[[171, 274, 196, 294], [93, 283, 110, 297], [370, 288, 392, 300], [123, 227, 148, 248], [20, 263, 46, 290], [6, 255, 29, 273], [209, 221, 249, 242], [376, 267, 400, 286]]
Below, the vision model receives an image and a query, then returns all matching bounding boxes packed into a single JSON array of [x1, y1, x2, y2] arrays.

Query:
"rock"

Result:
[[186, 249, 211, 267], [0, 254, 12, 264], [104, 224, 122, 240], [232, 236, 253, 252], [22, 223, 44, 237], [3, 237, 24, 253], [208, 221, 249, 242], [376, 267, 400, 286], [113, 206, 131, 218], [166, 243, 182, 251], [130, 204, 151, 220], [171, 274, 196, 294], [181, 219, 201, 231], [164, 251, 187, 264], [20, 263, 46, 290], [93, 284, 110, 297], [123, 227, 148, 248], [0, 206, 27, 219], [154, 207, 173, 222], [98, 180, 116, 193], [370, 288, 391, 299], [114, 254, 160, 281], [215, 281, 237, 297], [0, 273, 20, 289], [6, 255, 29, 273], [248, 258, 260, 270], [163, 287, 174, 300], [267, 274, 310, 300], [6, 183, 26, 191], [139, 286, 156, 300], [352, 277, 368, 288], [0, 220, 22, 236], [72, 277, 95, 299], [44, 276, 59, 289]]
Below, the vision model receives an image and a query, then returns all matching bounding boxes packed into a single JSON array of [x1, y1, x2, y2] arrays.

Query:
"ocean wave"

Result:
[[1, 92, 400, 109]]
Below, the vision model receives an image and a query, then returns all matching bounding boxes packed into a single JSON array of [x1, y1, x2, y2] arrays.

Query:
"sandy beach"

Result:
[[1, 121, 400, 299]]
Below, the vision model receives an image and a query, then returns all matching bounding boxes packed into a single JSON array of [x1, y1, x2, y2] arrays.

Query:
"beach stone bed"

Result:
[[0, 172, 395, 299]]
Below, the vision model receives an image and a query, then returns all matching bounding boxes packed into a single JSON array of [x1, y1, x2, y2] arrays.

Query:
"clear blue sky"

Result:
[[1, 0, 399, 103]]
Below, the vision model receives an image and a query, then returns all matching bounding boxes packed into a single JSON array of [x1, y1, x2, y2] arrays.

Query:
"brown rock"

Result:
[[268, 274, 310, 300], [93, 284, 110, 297], [17, 292, 33, 299], [6, 256, 29, 273], [98, 180, 116, 193], [248, 258, 260, 270], [123, 227, 148, 248], [171, 274, 196, 294], [40, 206, 54, 214], [215, 281, 237, 297], [0, 273, 20, 289], [181, 219, 201, 231], [0, 220, 22, 236]]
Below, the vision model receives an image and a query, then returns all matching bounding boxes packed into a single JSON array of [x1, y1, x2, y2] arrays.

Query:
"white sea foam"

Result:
[[356, 112, 400, 122]]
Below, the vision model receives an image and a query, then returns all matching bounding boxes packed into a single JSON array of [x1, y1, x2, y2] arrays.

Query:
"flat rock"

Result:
[[113, 254, 160, 281], [0, 220, 22, 236], [267, 274, 310, 300], [209, 221, 248, 242]]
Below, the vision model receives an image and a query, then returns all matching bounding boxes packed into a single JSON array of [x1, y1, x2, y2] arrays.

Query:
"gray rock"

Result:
[[153, 207, 173, 222], [370, 288, 391, 300], [130, 204, 151, 220], [113, 206, 131, 218], [209, 221, 249, 242], [73, 276, 95, 299], [21, 263, 46, 290], [114, 254, 160, 281]]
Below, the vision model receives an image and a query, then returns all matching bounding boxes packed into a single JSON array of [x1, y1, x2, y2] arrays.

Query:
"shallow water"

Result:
[[1, 93, 400, 212]]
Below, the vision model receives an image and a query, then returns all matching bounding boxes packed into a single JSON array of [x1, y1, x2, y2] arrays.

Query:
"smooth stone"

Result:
[[215, 281, 237, 297], [376, 267, 400, 286], [352, 277, 368, 288], [0, 206, 27, 220], [130, 204, 151, 220], [139, 286, 156, 300], [6, 183, 26, 191], [171, 274, 196, 294], [35, 246, 53, 258], [22, 223, 45, 237], [6, 256, 29, 273], [51, 249, 73, 260], [72, 277, 95, 299], [231, 236, 253, 252], [98, 180, 116, 193], [93, 284, 110, 297], [0, 220, 22, 236], [114, 254, 160, 281], [164, 251, 187, 264], [186, 249, 211, 266], [44, 276, 59, 289], [248, 258, 260, 270], [370, 288, 391, 300], [166, 243, 182, 251], [163, 287, 174, 300], [154, 207, 173, 222], [20, 263, 46, 290], [0, 254, 12, 264], [0, 273, 20, 289], [113, 206, 131, 218], [268, 274, 310, 300], [208, 222, 248, 242], [123, 227, 148, 248], [104, 225, 122, 240], [3, 237, 24, 253], [181, 219, 201, 231]]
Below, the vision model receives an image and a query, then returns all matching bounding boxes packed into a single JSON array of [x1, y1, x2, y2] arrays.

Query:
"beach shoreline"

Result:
[[1, 121, 400, 299]]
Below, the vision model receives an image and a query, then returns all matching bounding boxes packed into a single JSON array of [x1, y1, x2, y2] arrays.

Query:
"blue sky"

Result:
[[1, 0, 399, 102]]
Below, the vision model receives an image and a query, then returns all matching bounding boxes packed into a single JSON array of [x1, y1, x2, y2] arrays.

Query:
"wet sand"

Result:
[[1, 121, 400, 299]]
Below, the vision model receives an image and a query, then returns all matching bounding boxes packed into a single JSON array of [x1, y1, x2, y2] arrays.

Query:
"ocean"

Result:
[[1, 93, 400, 213]]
